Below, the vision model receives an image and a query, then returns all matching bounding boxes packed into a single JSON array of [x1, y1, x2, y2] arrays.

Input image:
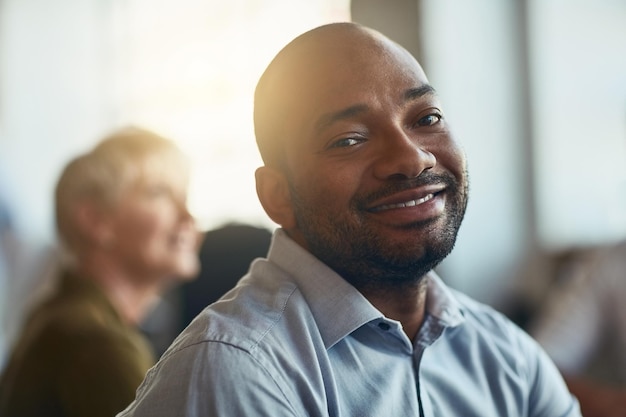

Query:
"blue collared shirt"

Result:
[[119, 229, 580, 417]]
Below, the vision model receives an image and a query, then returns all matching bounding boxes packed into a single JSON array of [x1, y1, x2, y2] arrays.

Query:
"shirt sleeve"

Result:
[[118, 341, 303, 417], [525, 337, 582, 417]]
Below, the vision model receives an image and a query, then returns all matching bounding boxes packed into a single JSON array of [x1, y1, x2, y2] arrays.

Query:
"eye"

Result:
[[143, 184, 170, 198], [416, 113, 442, 127], [328, 135, 366, 149]]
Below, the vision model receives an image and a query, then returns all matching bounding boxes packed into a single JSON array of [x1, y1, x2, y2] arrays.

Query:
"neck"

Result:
[[358, 277, 428, 340], [74, 255, 163, 326]]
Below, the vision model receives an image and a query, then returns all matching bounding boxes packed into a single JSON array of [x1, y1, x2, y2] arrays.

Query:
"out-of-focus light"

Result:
[[118, 0, 351, 230]]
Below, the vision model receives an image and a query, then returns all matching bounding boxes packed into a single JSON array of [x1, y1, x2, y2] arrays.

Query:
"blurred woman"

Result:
[[0, 126, 200, 417]]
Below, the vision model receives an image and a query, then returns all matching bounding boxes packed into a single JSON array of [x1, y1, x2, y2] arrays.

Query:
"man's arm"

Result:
[[118, 341, 302, 417], [524, 334, 582, 417]]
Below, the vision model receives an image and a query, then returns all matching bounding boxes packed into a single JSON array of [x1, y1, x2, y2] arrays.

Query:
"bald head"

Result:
[[253, 22, 428, 168]]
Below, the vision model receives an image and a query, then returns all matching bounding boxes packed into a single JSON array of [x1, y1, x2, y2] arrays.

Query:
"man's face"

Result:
[[276, 31, 469, 287]]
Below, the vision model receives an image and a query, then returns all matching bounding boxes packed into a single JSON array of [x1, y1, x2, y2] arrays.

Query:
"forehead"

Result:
[[116, 150, 190, 196], [253, 24, 433, 167], [280, 27, 430, 126], [138, 151, 188, 181]]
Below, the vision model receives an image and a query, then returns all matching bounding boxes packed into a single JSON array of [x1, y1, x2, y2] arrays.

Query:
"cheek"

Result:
[[117, 209, 169, 243], [285, 145, 367, 217], [436, 139, 467, 182], [297, 165, 359, 208]]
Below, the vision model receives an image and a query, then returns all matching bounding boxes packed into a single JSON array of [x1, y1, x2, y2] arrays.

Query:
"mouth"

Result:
[[370, 193, 435, 212], [366, 182, 446, 213], [170, 230, 198, 250]]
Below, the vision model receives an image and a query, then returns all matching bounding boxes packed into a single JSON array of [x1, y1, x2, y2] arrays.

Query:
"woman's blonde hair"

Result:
[[55, 126, 190, 257]]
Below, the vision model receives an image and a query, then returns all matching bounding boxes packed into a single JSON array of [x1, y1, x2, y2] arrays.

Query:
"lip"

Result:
[[365, 184, 447, 224], [170, 230, 197, 250], [367, 184, 446, 213]]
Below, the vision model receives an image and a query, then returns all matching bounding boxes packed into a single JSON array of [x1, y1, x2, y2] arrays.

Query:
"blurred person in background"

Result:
[[0, 126, 200, 417], [531, 242, 626, 417]]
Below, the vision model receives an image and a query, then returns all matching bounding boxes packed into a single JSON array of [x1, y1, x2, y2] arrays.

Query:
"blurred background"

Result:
[[0, 0, 625, 365]]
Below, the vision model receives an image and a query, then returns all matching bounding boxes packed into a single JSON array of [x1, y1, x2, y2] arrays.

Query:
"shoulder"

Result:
[[155, 255, 328, 379], [454, 290, 533, 341], [15, 289, 151, 371], [121, 340, 303, 416], [439, 290, 580, 416], [167, 260, 307, 355], [447, 290, 577, 395], [121, 262, 323, 416], [448, 289, 549, 370]]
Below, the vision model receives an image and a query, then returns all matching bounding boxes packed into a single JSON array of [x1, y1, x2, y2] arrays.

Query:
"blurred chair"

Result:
[[180, 222, 272, 328], [530, 242, 626, 417]]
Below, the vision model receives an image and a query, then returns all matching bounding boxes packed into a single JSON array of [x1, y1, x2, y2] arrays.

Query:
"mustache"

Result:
[[355, 171, 459, 209]]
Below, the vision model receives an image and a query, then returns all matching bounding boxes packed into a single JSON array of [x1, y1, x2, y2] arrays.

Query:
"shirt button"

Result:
[[378, 322, 390, 331]]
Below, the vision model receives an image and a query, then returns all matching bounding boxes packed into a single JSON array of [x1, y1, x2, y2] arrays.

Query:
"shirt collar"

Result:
[[425, 272, 465, 327], [267, 229, 465, 348]]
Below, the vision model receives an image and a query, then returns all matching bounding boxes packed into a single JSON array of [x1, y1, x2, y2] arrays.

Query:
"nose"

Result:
[[179, 205, 193, 221], [174, 194, 194, 222], [372, 128, 436, 180], [182, 207, 196, 226], [178, 204, 198, 236]]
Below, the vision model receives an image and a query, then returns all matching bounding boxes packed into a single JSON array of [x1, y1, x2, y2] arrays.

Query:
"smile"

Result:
[[371, 193, 435, 212]]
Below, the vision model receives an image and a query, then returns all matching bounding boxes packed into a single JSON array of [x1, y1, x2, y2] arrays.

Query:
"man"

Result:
[[118, 23, 580, 416]]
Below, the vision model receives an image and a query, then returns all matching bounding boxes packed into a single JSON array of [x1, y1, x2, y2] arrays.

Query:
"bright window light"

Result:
[[115, 0, 351, 231]]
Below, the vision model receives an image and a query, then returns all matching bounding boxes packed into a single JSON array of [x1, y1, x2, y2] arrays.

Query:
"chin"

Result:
[[167, 256, 200, 281], [182, 255, 200, 280], [180, 262, 201, 280]]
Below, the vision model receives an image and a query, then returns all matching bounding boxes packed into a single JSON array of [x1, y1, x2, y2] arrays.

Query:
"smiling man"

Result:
[[118, 22, 581, 417]]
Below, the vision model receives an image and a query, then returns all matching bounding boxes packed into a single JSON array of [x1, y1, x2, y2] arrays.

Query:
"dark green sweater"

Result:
[[0, 271, 155, 417]]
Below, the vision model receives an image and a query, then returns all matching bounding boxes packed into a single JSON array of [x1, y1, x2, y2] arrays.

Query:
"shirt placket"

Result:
[[412, 313, 446, 417]]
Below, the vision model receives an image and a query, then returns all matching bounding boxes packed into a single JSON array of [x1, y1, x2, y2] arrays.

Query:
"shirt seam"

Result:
[[162, 339, 304, 417], [249, 285, 299, 353]]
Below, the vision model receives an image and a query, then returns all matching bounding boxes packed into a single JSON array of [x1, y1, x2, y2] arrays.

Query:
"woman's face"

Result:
[[104, 161, 200, 284]]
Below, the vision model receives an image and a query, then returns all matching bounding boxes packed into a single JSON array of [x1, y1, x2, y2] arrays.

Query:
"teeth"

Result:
[[376, 193, 434, 211]]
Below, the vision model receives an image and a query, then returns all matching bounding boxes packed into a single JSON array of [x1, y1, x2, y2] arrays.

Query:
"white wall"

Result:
[[0, 0, 121, 242], [529, 0, 626, 249]]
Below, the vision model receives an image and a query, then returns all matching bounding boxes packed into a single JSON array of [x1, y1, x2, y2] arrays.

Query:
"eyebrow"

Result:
[[404, 84, 437, 101], [313, 84, 437, 134], [314, 104, 369, 134]]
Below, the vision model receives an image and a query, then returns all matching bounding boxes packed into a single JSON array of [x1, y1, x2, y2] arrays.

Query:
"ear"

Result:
[[255, 166, 296, 229], [74, 201, 114, 248]]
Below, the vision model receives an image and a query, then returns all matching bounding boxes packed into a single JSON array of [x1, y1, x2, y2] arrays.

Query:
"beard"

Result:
[[287, 170, 469, 291]]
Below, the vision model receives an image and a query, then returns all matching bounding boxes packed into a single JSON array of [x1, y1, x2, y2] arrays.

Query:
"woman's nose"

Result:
[[174, 195, 194, 221]]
